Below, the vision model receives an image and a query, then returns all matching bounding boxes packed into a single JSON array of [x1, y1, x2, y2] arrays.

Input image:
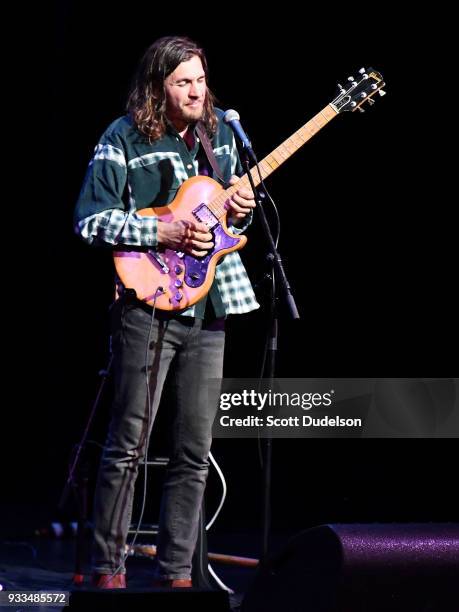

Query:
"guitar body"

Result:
[[113, 175, 247, 310]]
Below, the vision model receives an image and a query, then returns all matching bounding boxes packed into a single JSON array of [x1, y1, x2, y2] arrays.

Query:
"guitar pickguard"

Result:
[[183, 223, 240, 288]]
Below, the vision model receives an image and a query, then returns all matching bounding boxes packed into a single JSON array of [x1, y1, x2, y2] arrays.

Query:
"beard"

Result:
[[166, 98, 205, 131], [181, 102, 204, 123]]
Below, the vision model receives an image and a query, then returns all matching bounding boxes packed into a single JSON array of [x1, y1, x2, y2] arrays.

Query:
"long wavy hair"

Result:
[[127, 36, 218, 141]]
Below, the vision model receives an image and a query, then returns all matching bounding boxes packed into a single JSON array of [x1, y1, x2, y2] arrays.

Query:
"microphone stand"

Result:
[[240, 150, 300, 561], [57, 353, 114, 584]]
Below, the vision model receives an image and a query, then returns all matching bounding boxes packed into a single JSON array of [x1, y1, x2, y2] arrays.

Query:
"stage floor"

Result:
[[0, 532, 260, 611]]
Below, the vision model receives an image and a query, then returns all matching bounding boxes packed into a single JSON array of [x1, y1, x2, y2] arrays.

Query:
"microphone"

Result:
[[223, 109, 257, 162]]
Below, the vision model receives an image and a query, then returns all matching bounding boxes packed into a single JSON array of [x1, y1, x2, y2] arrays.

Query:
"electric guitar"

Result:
[[114, 67, 386, 310]]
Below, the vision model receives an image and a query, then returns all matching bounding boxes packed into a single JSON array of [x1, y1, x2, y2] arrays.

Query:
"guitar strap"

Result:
[[196, 122, 225, 184]]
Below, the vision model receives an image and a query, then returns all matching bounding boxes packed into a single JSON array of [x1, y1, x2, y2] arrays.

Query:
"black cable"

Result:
[[243, 155, 282, 471]]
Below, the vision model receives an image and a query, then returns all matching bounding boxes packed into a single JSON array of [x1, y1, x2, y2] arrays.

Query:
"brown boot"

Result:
[[91, 573, 126, 589]]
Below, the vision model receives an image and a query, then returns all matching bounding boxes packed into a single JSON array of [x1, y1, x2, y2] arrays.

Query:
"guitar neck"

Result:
[[210, 104, 338, 218]]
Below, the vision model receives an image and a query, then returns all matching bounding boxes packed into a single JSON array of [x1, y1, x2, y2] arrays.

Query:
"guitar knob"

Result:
[[174, 279, 183, 287], [174, 265, 183, 274], [174, 291, 183, 302]]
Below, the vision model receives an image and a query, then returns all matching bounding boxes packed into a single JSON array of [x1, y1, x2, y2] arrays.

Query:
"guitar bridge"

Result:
[[192, 204, 219, 229]]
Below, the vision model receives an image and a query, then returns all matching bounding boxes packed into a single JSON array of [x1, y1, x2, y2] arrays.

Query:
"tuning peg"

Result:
[[378, 89, 386, 96], [337, 83, 346, 93], [357, 107, 365, 113], [367, 98, 375, 106], [358, 67, 366, 74], [347, 76, 355, 81]]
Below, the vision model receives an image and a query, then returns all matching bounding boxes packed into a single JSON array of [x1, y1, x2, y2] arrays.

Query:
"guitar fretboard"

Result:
[[209, 104, 338, 219]]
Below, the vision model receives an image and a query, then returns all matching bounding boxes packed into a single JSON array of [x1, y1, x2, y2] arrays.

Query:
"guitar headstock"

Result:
[[331, 67, 386, 113]]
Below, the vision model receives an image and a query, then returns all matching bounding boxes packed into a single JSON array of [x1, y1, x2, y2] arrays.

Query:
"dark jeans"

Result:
[[92, 296, 225, 580]]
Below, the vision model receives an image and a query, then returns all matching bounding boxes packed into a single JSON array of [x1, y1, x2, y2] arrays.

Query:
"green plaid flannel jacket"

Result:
[[74, 109, 259, 316]]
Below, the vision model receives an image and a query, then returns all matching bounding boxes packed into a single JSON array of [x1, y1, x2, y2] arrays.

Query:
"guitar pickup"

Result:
[[147, 250, 170, 274], [192, 204, 219, 229]]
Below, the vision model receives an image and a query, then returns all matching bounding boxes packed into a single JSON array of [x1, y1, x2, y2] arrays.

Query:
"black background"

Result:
[[4, 3, 457, 552]]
